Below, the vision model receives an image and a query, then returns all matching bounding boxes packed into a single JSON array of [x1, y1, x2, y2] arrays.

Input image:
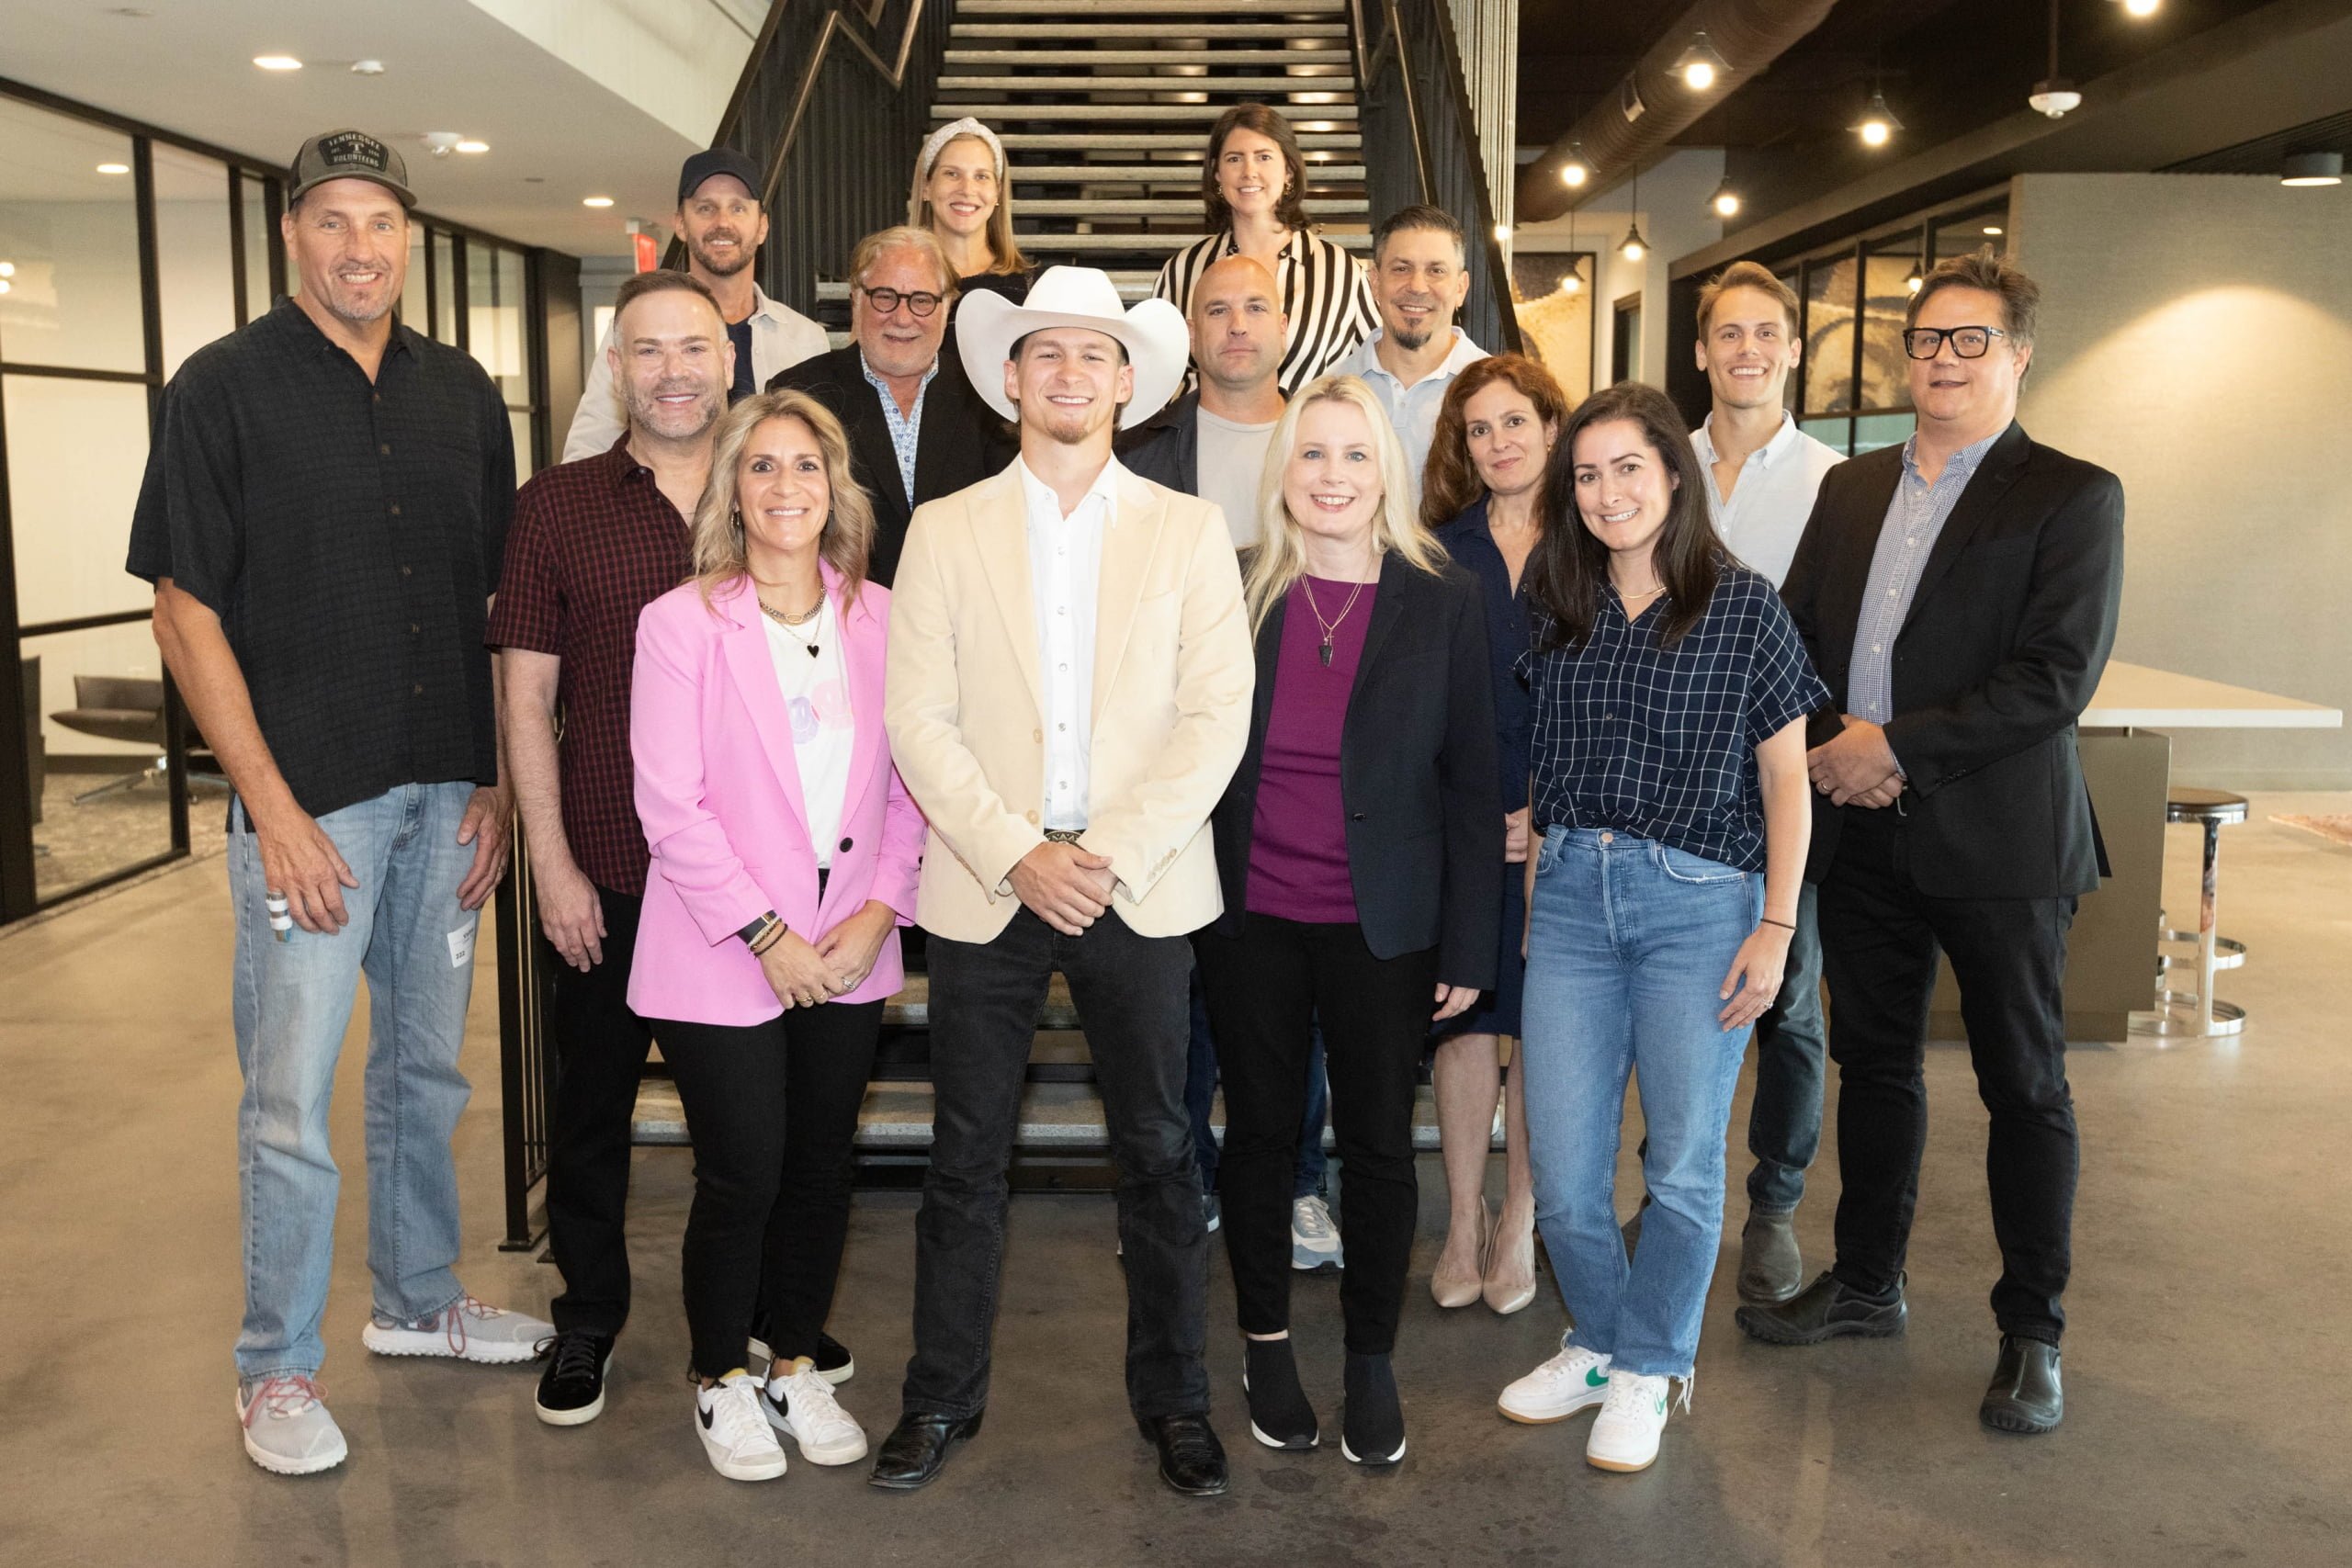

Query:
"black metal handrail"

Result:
[[1350, 0, 1523, 355]]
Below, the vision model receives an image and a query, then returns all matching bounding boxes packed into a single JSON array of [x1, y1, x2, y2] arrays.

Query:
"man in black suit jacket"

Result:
[[1735, 252, 2124, 1439], [766, 226, 1010, 586]]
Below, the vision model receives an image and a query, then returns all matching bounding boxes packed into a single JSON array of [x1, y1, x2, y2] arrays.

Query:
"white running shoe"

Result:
[[1586, 1370, 1671, 1472], [762, 1358, 870, 1465], [1291, 1195, 1343, 1271], [1498, 1343, 1614, 1424], [236, 1374, 348, 1475], [697, 1372, 788, 1481], [362, 1295, 554, 1366]]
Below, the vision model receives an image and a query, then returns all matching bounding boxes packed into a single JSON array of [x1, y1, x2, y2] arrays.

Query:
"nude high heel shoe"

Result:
[[1430, 1202, 1490, 1309], [1482, 1208, 1537, 1315]]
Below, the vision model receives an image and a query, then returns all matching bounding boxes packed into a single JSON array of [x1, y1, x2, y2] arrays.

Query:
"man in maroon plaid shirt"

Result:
[[487, 269, 739, 1426]]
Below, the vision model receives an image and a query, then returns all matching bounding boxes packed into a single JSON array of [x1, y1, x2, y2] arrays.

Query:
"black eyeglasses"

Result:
[[856, 285, 944, 318], [1901, 325, 2007, 360]]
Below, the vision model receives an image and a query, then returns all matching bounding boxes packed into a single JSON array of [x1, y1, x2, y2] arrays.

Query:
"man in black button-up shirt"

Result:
[[124, 130, 548, 1478]]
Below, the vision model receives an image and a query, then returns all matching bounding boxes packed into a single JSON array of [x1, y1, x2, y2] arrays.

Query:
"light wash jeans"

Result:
[[228, 782, 482, 1382], [1521, 826, 1762, 1380]]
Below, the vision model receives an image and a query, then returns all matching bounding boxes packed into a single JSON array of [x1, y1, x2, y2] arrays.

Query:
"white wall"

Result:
[[1511, 149, 1724, 393], [2012, 173, 2352, 788]]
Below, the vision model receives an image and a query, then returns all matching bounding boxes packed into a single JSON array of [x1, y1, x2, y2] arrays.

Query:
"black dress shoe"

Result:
[[1736, 1209, 1804, 1306], [868, 1410, 983, 1490], [1137, 1413, 1229, 1496], [1980, 1337, 2063, 1435], [1735, 1271, 1906, 1346]]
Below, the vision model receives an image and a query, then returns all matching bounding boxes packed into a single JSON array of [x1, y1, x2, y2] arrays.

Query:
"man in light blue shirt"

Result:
[[1333, 204, 1486, 510]]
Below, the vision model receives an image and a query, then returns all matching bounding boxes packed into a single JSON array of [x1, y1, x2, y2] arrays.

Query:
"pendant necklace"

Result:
[[760, 590, 825, 657], [1300, 573, 1367, 668]]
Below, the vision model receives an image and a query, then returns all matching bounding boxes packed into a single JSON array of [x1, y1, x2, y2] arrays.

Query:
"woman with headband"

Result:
[[910, 118, 1035, 313]]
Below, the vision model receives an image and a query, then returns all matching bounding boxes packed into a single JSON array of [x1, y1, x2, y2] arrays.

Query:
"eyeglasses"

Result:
[[856, 285, 944, 318], [1901, 325, 2007, 359]]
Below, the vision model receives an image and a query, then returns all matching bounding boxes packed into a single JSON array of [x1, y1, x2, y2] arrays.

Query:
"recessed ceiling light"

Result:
[[96, 163, 130, 175], [0, 279, 11, 296], [1983, 224, 2005, 235], [455, 140, 490, 155], [0, 261, 15, 276], [582, 196, 615, 208], [350, 59, 386, 75], [253, 55, 303, 71]]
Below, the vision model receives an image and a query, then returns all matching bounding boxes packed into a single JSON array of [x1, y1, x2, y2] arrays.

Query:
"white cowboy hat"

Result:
[[956, 265, 1189, 431]]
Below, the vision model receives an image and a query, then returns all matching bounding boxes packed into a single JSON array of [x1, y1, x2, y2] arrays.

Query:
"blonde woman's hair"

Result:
[[910, 127, 1030, 277], [691, 389, 875, 612], [1243, 374, 1448, 637]]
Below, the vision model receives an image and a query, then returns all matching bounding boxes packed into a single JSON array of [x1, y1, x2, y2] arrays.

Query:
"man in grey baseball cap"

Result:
[[288, 128, 416, 209]]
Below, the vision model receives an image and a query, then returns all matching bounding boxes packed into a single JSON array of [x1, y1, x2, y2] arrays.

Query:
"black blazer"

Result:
[[1781, 421, 2124, 900], [1116, 389, 1201, 494], [1207, 552, 1502, 985], [766, 345, 1012, 587]]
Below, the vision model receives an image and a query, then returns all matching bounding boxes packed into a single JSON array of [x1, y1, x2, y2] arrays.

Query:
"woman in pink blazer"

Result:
[[629, 389, 923, 1482]]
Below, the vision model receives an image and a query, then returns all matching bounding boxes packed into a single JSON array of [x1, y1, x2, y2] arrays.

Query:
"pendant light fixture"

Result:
[[2280, 151, 2345, 187], [1619, 168, 1646, 263], [1558, 140, 1591, 188], [1561, 205, 1584, 294], [2029, 0, 2083, 118], [1852, 86, 1902, 148], [1671, 31, 1732, 92], [1710, 176, 1742, 219]]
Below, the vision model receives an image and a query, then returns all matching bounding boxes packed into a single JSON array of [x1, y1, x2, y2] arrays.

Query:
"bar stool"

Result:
[[2132, 788, 2248, 1038]]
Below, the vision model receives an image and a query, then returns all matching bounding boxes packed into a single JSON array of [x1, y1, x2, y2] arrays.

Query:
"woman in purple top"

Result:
[[1193, 375, 1500, 1466]]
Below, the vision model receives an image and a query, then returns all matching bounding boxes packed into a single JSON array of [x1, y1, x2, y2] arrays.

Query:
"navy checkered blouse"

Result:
[[1516, 562, 1828, 873]]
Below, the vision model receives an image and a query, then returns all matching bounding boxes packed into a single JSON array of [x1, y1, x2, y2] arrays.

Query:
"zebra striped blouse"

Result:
[[1153, 228, 1379, 398]]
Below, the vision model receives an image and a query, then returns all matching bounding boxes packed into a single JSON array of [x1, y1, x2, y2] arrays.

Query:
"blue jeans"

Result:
[[1184, 964, 1329, 1201], [1521, 827, 1762, 1380], [228, 782, 482, 1381], [1745, 882, 1825, 1214]]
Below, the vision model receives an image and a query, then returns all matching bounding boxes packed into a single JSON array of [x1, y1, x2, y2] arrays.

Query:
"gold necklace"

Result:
[[758, 590, 826, 657], [1300, 573, 1368, 669]]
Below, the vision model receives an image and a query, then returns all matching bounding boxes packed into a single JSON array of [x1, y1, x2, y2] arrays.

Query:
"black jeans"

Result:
[[1816, 807, 2079, 1344], [1194, 913, 1438, 1356], [545, 885, 655, 1338], [654, 998, 885, 1379], [903, 908, 1208, 1421]]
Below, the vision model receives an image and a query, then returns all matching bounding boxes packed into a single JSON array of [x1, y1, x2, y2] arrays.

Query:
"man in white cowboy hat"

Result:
[[879, 266, 1254, 1496]]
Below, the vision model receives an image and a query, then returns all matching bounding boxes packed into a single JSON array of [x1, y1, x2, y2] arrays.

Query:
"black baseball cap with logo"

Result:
[[288, 129, 415, 208], [677, 148, 763, 207]]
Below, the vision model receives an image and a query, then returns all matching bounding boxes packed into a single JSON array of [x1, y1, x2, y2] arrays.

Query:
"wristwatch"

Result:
[[738, 911, 784, 948]]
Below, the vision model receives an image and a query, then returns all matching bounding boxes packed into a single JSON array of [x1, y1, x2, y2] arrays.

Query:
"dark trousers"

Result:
[[545, 886, 655, 1337], [1744, 882, 1827, 1214], [903, 908, 1208, 1421], [1194, 913, 1438, 1356], [1184, 968, 1331, 1198], [654, 998, 886, 1379], [1817, 807, 2079, 1344]]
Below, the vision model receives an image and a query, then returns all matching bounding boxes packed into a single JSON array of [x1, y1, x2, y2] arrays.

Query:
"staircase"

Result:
[[817, 0, 1372, 325]]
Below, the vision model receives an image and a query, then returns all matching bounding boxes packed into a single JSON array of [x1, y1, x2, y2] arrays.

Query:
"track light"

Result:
[[1709, 177, 1741, 219], [1558, 141, 1590, 188], [1852, 89, 1901, 148], [1671, 31, 1731, 93], [2280, 152, 2344, 187]]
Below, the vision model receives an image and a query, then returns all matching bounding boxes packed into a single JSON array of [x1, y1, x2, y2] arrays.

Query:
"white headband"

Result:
[[909, 118, 1007, 226]]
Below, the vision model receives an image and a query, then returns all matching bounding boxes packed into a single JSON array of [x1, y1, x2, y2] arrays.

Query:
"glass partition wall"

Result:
[[0, 82, 547, 921]]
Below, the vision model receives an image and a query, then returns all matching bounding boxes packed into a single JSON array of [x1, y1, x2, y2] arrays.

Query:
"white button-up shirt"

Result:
[[1690, 410, 1846, 589], [1334, 326, 1487, 509], [1017, 454, 1123, 831]]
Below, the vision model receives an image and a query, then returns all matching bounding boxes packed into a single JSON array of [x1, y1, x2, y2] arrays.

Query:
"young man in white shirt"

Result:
[[561, 148, 829, 460], [1688, 259, 1844, 1305], [1333, 204, 1487, 507], [880, 267, 1253, 1498]]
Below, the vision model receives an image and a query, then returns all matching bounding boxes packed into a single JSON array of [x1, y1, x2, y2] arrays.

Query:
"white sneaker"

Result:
[[1586, 1370, 1671, 1472], [696, 1372, 787, 1481], [1498, 1343, 1613, 1424], [236, 1374, 348, 1475], [1291, 1195, 1343, 1271], [361, 1295, 554, 1365], [762, 1358, 869, 1465]]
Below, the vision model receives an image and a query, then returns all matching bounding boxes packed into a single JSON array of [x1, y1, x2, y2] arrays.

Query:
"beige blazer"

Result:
[[884, 459, 1254, 942]]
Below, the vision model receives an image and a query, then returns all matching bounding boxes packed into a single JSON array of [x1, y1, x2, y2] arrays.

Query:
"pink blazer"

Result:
[[628, 563, 924, 1024]]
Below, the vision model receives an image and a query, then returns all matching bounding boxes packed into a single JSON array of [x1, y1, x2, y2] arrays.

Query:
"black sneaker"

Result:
[[1735, 1271, 1906, 1346], [534, 1329, 616, 1427], [814, 1330, 854, 1387], [1340, 1350, 1406, 1466]]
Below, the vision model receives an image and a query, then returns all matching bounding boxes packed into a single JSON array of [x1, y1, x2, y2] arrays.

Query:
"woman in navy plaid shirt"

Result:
[[1494, 383, 1826, 1473]]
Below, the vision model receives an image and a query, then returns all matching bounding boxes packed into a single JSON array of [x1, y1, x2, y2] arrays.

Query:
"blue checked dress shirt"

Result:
[[1848, 427, 2004, 739], [859, 354, 938, 504]]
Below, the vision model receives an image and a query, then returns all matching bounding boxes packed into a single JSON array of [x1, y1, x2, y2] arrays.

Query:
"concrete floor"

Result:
[[4, 795, 2350, 1568]]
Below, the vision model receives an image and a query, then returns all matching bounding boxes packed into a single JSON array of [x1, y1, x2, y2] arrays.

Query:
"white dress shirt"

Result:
[[1017, 454, 1124, 831], [562, 283, 829, 462], [1690, 410, 1846, 589], [1333, 326, 1487, 510]]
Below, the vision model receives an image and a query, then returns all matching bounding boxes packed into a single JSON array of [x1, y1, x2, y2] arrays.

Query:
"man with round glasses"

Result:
[[1741, 250, 2125, 1440], [770, 226, 1012, 585]]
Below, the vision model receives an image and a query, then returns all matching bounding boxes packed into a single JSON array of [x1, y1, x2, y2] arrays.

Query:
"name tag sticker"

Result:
[[447, 923, 477, 968]]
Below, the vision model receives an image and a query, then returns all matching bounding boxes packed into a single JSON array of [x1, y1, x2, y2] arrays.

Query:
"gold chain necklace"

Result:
[[758, 591, 825, 657], [1300, 574, 1368, 669]]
